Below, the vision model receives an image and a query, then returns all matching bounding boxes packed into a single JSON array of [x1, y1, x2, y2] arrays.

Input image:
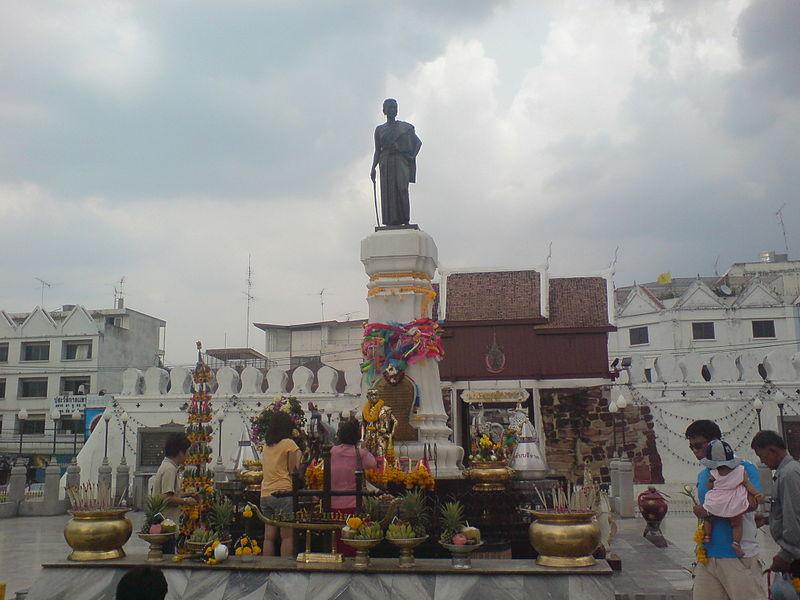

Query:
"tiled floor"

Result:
[[0, 511, 781, 599], [0, 512, 148, 596]]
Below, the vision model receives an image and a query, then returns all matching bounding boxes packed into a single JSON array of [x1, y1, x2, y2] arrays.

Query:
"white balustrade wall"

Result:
[[65, 365, 365, 501], [615, 346, 800, 485]]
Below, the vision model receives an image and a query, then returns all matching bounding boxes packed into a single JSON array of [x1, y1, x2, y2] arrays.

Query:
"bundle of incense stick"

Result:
[[66, 481, 115, 511]]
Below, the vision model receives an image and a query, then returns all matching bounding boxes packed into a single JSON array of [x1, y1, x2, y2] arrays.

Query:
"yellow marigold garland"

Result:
[[693, 522, 708, 565], [362, 398, 384, 423]]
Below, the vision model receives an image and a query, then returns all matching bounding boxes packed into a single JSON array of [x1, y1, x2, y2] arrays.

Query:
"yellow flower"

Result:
[[207, 558, 217, 565], [235, 548, 243, 556], [243, 547, 252, 555], [241, 536, 249, 545], [212, 540, 220, 548], [252, 545, 261, 555], [347, 517, 363, 529], [791, 577, 800, 592]]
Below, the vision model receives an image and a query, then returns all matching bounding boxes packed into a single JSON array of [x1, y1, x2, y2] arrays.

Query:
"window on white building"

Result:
[[21, 342, 49, 361], [58, 418, 83, 434], [752, 320, 776, 339], [0, 342, 8, 362], [62, 340, 92, 360], [0, 378, 5, 398], [19, 378, 48, 398], [644, 368, 653, 383], [21, 416, 45, 435], [629, 326, 649, 346], [692, 322, 715, 340], [60, 377, 90, 395]]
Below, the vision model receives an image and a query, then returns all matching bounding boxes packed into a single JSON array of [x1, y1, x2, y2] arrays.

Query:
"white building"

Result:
[[609, 253, 800, 491], [0, 303, 165, 453], [254, 319, 365, 372]]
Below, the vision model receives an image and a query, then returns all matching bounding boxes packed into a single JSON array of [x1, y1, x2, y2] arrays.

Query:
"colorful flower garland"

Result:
[[249, 396, 307, 450], [360, 319, 444, 383]]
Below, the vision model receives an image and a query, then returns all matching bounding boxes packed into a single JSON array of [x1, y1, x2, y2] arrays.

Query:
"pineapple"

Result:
[[142, 494, 168, 533], [439, 500, 466, 544], [208, 498, 235, 539], [398, 489, 430, 537]]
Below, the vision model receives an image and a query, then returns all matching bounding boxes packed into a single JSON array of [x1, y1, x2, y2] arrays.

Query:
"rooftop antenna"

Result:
[[608, 246, 620, 278], [242, 254, 256, 348], [34, 277, 52, 307], [113, 276, 126, 308], [776, 203, 790, 255], [317, 288, 326, 322], [713, 255, 720, 277]]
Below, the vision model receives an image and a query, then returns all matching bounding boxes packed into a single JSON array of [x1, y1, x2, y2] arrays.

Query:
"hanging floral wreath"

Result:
[[249, 396, 307, 451], [360, 318, 444, 383]]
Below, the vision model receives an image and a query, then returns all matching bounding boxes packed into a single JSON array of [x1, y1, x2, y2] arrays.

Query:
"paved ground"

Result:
[[0, 510, 780, 599]]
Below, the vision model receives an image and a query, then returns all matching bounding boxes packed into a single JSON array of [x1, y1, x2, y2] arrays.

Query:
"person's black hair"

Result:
[[116, 566, 168, 600], [265, 411, 295, 446], [337, 418, 361, 446], [751, 430, 787, 451], [164, 433, 190, 458], [684, 420, 722, 441]]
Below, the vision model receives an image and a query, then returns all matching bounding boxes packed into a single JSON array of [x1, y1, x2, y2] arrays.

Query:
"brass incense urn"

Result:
[[465, 461, 514, 492], [64, 508, 133, 561], [528, 510, 600, 567]]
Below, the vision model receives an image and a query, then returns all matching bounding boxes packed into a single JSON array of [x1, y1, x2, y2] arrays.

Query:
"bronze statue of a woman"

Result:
[[370, 98, 422, 227]]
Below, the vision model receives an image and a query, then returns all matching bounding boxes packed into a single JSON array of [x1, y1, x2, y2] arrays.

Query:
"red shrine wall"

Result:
[[439, 325, 612, 381], [539, 387, 664, 485]]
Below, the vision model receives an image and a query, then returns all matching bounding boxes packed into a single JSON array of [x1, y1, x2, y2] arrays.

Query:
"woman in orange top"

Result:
[[260, 411, 302, 557]]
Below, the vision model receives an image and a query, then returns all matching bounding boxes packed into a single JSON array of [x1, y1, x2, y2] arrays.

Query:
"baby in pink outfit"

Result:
[[701, 440, 763, 556]]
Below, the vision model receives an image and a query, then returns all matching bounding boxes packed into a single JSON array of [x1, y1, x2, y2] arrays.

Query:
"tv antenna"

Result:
[[34, 277, 52, 307], [545, 241, 553, 271], [776, 203, 790, 255], [713, 255, 720, 277], [317, 288, 326, 322], [113, 276, 126, 307], [242, 254, 256, 348]]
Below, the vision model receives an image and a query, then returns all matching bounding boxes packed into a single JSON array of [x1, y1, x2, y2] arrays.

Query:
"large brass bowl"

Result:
[[528, 510, 600, 567], [64, 508, 132, 561], [465, 461, 514, 491]]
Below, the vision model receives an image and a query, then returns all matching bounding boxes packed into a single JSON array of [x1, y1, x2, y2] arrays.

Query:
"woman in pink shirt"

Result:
[[330, 418, 377, 555]]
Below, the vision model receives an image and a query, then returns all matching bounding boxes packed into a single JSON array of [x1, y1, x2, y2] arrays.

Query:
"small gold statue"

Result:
[[362, 388, 397, 458]]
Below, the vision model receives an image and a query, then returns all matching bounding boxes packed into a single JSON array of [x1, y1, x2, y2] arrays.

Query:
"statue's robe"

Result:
[[374, 121, 422, 226]]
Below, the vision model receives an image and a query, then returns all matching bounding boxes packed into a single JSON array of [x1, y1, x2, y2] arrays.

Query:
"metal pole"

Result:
[[779, 403, 786, 435], [620, 410, 627, 458], [104, 420, 109, 460], [18, 428, 24, 457], [52, 420, 58, 457], [73, 429, 78, 457], [756, 408, 763, 431], [218, 420, 223, 460], [122, 422, 127, 460]]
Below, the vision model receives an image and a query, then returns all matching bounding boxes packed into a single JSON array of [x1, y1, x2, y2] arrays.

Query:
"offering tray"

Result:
[[247, 503, 345, 563]]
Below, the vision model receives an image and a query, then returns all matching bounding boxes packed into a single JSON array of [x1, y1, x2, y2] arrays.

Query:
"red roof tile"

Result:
[[538, 277, 610, 329], [445, 271, 541, 321]]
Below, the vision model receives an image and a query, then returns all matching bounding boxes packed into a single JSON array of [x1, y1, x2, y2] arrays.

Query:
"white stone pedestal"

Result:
[[360, 227, 463, 477]]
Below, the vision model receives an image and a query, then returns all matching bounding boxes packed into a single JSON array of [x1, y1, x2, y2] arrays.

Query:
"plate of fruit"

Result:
[[437, 501, 483, 568], [185, 528, 231, 553]]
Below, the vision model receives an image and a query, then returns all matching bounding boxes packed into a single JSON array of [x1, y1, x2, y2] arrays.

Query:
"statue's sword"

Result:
[[372, 179, 381, 227]]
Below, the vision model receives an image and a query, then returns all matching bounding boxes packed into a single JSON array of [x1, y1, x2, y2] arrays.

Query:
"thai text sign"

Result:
[[461, 389, 530, 404]]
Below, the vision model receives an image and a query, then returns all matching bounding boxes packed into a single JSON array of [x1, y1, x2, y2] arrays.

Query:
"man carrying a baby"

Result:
[[686, 420, 766, 600]]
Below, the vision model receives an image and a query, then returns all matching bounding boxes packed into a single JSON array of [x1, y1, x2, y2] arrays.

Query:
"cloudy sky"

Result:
[[1, 0, 798, 364]]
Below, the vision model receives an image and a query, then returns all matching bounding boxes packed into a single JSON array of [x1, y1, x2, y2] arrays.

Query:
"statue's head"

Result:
[[383, 98, 398, 119], [367, 387, 380, 402]]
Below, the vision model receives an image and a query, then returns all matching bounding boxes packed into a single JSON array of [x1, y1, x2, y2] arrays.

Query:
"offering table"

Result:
[[27, 555, 613, 600]]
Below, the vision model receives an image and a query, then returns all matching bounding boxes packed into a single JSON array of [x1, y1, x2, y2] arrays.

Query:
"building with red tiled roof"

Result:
[[437, 268, 663, 486]]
